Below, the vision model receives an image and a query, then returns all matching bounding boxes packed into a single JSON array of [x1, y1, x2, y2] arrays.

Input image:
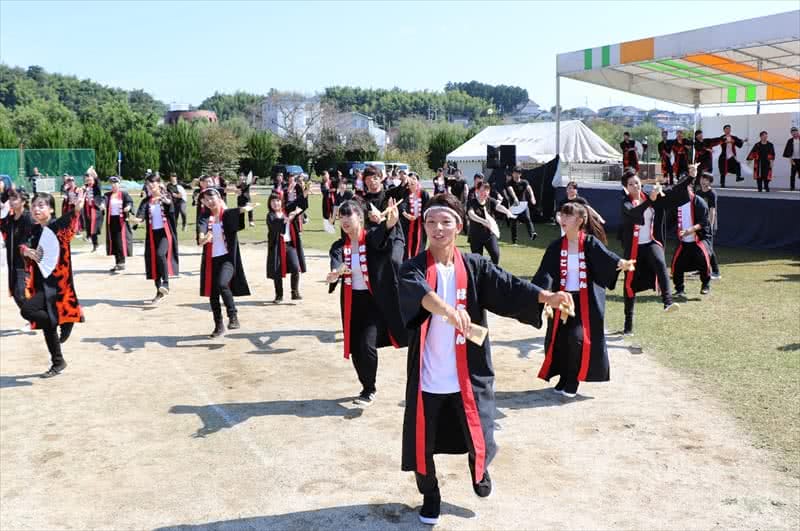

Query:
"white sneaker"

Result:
[[664, 303, 680, 313], [20, 322, 31, 332], [711, 273, 721, 280], [559, 390, 577, 398]]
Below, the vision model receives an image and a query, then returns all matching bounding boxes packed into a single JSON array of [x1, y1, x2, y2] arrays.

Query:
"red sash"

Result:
[[539, 233, 592, 382], [278, 216, 299, 278], [625, 191, 646, 298], [107, 191, 129, 257], [342, 229, 369, 359], [415, 248, 486, 484], [201, 214, 218, 297], [406, 190, 423, 259], [147, 201, 175, 278]]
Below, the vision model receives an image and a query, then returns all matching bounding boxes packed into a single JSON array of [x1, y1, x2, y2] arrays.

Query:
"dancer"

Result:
[[466, 182, 515, 265], [237, 172, 255, 227], [320, 170, 335, 222], [672, 175, 713, 297], [134, 180, 179, 304], [326, 198, 407, 406], [746, 131, 775, 193], [398, 193, 569, 525], [266, 192, 306, 302], [81, 168, 104, 252], [620, 132, 639, 171], [533, 201, 635, 397], [693, 130, 721, 176], [717, 125, 746, 187], [400, 171, 429, 260], [166, 173, 188, 232], [20, 191, 85, 377], [433, 168, 447, 195], [671, 131, 691, 177], [0, 188, 33, 309], [619, 168, 689, 335], [782, 127, 800, 191], [695, 172, 720, 280], [104, 176, 134, 272], [505, 166, 537, 243], [658, 130, 674, 185]]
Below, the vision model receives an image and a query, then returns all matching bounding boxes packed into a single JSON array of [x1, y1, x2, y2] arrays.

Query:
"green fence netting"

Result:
[[0, 149, 19, 185], [0, 148, 96, 189]]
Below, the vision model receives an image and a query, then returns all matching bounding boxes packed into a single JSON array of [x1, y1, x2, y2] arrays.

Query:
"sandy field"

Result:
[[1, 242, 798, 530]]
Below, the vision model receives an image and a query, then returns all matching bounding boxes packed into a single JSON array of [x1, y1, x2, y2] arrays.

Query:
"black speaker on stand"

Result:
[[500, 144, 517, 169], [486, 145, 499, 169]]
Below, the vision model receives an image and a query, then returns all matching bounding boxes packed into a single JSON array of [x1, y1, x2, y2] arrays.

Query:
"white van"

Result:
[[363, 161, 386, 176]]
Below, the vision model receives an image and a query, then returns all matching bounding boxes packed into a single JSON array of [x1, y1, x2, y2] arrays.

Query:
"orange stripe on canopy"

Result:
[[685, 53, 800, 101], [620, 38, 654, 64]]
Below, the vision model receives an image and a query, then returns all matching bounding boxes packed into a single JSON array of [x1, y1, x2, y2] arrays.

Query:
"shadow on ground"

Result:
[[169, 397, 364, 437], [155, 502, 475, 530], [495, 387, 593, 410], [0, 373, 39, 389], [80, 334, 225, 354]]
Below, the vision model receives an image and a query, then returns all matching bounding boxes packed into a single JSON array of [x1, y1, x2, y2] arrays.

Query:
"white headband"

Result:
[[423, 205, 462, 225]]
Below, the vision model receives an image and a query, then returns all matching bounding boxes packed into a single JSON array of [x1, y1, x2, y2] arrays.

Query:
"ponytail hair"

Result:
[[560, 202, 607, 244]]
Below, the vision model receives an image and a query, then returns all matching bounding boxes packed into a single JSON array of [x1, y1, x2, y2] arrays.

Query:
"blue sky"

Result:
[[1, 0, 797, 114]]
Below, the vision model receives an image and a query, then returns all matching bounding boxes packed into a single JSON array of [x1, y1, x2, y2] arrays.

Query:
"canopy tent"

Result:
[[556, 11, 799, 106], [446, 120, 621, 165]]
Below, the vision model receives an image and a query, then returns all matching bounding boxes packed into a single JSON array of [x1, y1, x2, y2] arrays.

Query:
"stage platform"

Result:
[[556, 182, 800, 253]]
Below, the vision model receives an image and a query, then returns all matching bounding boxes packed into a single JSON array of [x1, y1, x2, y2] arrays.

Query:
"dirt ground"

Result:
[[1, 242, 798, 531]]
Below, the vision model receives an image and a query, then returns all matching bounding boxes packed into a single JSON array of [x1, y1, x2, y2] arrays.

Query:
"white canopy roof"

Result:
[[446, 120, 621, 164]]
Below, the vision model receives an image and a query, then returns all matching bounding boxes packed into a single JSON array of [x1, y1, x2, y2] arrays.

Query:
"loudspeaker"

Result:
[[486, 145, 499, 169], [500, 145, 516, 169]]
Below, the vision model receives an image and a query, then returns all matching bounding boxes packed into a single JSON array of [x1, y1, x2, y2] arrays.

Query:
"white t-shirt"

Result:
[[725, 138, 735, 159], [638, 206, 654, 245], [211, 222, 227, 257], [679, 203, 695, 242], [110, 195, 123, 216], [565, 252, 581, 291], [150, 203, 164, 230], [350, 247, 369, 291], [421, 263, 461, 394], [792, 138, 800, 159]]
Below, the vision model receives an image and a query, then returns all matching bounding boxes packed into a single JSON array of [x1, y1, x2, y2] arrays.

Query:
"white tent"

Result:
[[446, 121, 622, 171]]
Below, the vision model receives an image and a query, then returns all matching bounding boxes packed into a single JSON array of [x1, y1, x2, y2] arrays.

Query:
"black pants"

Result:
[[152, 228, 170, 289], [673, 241, 711, 292], [469, 234, 500, 265], [210, 255, 236, 321], [708, 232, 720, 275], [109, 217, 125, 265], [510, 208, 535, 243], [175, 199, 187, 230], [790, 159, 800, 191], [350, 290, 379, 395], [623, 242, 673, 332], [20, 291, 63, 366], [11, 268, 28, 309], [756, 178, 770, 192], [273, 273, 299, 298], [551, 292, 584, 394], [718, 156, 741, 187], [415, 392, 476, 497]]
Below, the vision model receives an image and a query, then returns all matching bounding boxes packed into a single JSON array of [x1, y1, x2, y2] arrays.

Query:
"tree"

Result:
[[343, 130, 379, 161], [426, 123, 468, 171], [445, 81, 528, 114], [159, 119, 202, 180], [199, 123, 242, 178], [312, 127, 345, 175], [120, 128, 159, 179], [589, 119, 624, 151], [242, 130, 279, 180], [221, 116, 255, 142], [395, 117, 430, 151], [29, 122, 70, 148], [630, 121, 663, 163], [279, 135, 311, 167], [0, 124, 17, 148], [199, 91, 264, 122], [81, 122, 117, 177]]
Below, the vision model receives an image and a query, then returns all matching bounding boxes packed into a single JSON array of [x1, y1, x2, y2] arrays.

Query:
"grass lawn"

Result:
[[106, 191, 800, 477]]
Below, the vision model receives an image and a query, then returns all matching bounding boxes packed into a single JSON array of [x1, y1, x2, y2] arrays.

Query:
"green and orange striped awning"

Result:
[[556, 11, 800, 106]]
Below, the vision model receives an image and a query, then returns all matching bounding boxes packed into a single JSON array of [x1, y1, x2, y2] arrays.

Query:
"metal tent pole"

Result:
[[555, 74, 561, 173]]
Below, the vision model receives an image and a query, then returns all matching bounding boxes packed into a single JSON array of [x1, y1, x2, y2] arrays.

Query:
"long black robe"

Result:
[[27, 210, 84, 327], [399, 189, 430, 260], [671, 193, 713, 275], [1, 209, 33, 299], [620, 176, 691, 294], [104, 191, 134, 257], [620, 139, 639, 170], [266, 205, 307, 279], [137, 197, 180, 280], [399, 251, 544, 475], [320, 181, 335, 219], [694, 138, 721, 174], [81, 182, 104, 238], [328, 221, 408, 349], [747, 142, 775, 181], [361, 189, 406, 270], [671, 139, 691, 176], [197, 208, 250, 297], [658, 140, 673, 176], [533, 235, 621, 382]]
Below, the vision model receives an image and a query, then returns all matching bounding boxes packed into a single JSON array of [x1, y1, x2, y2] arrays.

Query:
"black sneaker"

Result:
[[158, 286, 170, 297], [418, 494, 441, 525], [210, 321, 225, 338], [228, 316, 240, 330], [291, 291, 303, 300], [736, 176, 744, 182], [353, 391, 375, 406], [530, 232, 538, 241], [700, 285, 710, 295], [674, 289, 686, 299], [273, 296, 283, 304], [41, 361, 67, 378], [554, 378, 566, 393], [473, 469, 493, 498], [149, 292, 165, 305], [59, 323, 74, 344]]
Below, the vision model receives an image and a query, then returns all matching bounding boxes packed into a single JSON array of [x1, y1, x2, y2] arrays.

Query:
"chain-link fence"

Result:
[[0, 148, 96, 190]]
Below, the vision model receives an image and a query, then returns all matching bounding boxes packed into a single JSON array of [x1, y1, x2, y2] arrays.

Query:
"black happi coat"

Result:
[[673, 193, 713, 252], [533, 235, 621, 382], [328, 221, 408, 349], [747, 142, 776, 181], [320, 181, 335, 219], [137, 197, 180, 279], [399, 188, 430, 259], [198, 208, 251, 297], [104, 190, 134, 257], [619, 177, 691, 294], [620, 139, 639, 170], [694, 138, 722, 173], [82, 182, 104, 238], [266, 197, 307, 280], [236, 182, 251, 207], [28, 210, 84, 327], [399, 252, 544, 473], [1, 209, 34, 296], [362, 189, 406, 269]]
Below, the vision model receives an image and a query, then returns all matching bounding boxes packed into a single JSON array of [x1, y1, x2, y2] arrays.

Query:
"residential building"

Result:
[[261, 95, 322, 141], [335, 111, 388, 151]]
